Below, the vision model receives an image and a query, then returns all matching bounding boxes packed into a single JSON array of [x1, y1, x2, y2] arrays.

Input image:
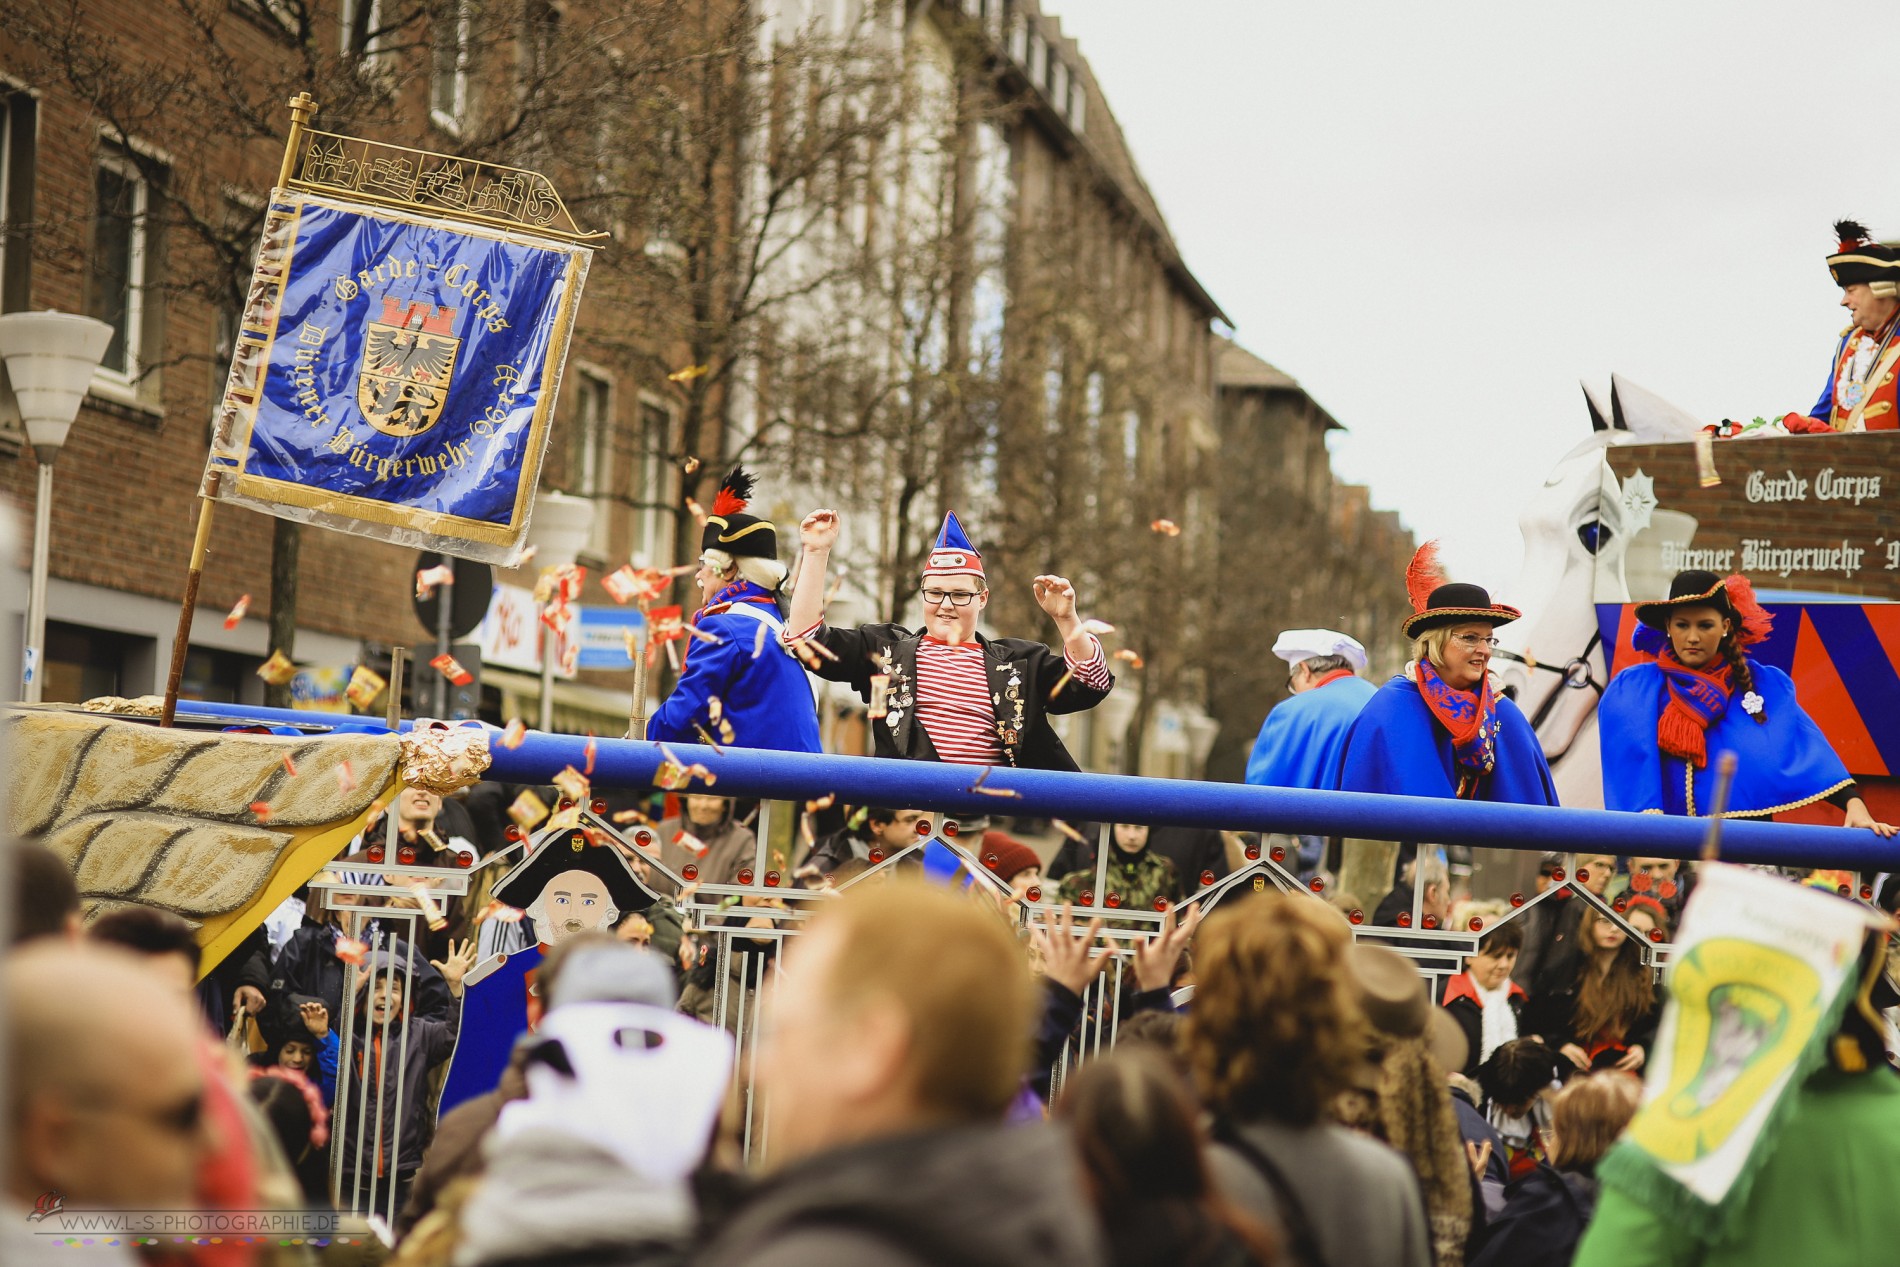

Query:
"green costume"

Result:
[[1576, 1064, 1900, 1267]]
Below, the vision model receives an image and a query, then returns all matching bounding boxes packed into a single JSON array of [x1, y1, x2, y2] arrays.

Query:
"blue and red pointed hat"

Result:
[[924, 512, 984, 580]]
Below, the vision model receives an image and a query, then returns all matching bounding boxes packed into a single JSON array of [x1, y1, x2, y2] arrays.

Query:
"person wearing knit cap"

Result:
[[1777, 219, 1900, 434], [1335, 543, 1558, 806], [649, 465, 823, 753], [980, 831, 1045, 900], [781, 507, 1114, 770], [1598, 569, 1894, 832]]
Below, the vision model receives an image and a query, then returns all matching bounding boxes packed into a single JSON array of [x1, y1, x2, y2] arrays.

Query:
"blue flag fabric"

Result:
[[1245, 675, 1379, 789], [210, 191, 588, 562]]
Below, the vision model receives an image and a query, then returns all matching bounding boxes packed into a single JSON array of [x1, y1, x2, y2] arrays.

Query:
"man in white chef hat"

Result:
[[1245, 628, 1379, 790], [1243, 628, 1381, 880]]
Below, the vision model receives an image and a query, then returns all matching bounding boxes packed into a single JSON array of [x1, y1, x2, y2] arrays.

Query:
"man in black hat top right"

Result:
[[1779, 219, 1900, 433]]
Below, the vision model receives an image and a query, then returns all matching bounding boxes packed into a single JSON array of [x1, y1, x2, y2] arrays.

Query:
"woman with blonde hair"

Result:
[[1189, 893, 1430, 1267], [1336, 543, 1558, 807], [1470, 1072, 1640, 1267]]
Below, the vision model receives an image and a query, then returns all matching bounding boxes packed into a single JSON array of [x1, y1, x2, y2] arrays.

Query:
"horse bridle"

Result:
[[1493, 628, 1605, 741]]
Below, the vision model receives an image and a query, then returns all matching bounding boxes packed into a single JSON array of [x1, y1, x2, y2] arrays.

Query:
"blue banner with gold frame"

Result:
[[207, 189, 589, 563]]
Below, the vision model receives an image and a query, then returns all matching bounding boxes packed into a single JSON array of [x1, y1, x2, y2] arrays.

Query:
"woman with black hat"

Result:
[[1335, 543, 1558, 805], [1598, 569, 1894, 833]]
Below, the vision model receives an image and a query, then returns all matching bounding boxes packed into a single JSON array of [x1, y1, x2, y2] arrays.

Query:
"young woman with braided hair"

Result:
[[1599, 569, 1895, 833]]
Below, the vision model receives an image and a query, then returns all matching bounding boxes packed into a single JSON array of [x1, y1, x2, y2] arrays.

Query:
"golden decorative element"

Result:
[[77, 695, 165, 716], [399, 720, 493, 794], [289, 126, 605, 244]]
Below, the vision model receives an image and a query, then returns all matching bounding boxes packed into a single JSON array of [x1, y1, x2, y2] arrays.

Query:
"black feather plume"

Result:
[[711, 465, 755, 517], [1835, 219, 1872, 249]]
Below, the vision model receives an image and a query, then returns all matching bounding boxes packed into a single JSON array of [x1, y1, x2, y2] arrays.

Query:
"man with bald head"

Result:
[[6, 944, 210, 1257]]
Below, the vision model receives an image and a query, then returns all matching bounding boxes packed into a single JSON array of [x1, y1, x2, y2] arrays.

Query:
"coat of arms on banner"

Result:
[[360, 299, 461, 437]]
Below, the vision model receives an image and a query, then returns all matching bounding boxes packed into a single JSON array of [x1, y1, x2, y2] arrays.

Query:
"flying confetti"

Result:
[[336, 761, 357, 793], [415, 564, 455, 600], [223, 595, 252, 630], [499, 719, 528, 749], [667, 364, 710, 383], [1150, 519, 1181, 537], [430, 653, 474, 685], [256, 650, 297, 685]]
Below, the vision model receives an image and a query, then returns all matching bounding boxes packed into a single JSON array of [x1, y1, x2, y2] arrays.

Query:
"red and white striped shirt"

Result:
[[915, 638, 1003, 764]]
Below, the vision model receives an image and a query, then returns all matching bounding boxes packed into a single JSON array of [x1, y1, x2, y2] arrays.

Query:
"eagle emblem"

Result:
[[359, 298, 461, 438]]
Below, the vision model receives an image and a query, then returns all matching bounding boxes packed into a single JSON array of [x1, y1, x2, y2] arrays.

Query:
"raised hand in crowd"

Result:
[[1132, 900, 1201, 994], [1030, 903, 1110, 996], [799, 508, 841, 551], [299, 999, 330, 1038], [431, 938, 478, 998]]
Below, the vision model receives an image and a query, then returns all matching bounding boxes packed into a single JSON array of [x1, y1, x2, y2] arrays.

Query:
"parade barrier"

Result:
[[156, 701, 1900, 1180], [175, 699, 1900, 870]]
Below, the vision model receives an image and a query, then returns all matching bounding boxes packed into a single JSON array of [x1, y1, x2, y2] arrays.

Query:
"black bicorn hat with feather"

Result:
[[1826, 218, 1900, 288], [700, 465, 779, 560]]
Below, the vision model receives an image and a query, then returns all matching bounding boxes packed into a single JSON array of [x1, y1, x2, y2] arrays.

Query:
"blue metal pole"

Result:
[[172, 700, 1900, 871]]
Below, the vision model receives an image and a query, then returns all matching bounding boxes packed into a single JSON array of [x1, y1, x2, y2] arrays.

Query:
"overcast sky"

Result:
[[1046, 0, 1900, 594]]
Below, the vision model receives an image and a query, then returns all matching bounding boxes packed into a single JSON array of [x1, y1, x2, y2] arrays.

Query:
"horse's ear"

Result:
[[1608, 380, 1630, 431], [1583, 380, 1614, 432]]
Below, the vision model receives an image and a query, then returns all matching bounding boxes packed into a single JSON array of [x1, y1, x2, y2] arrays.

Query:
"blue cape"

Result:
[[649, 583, 823, 753], [437, 943, 540, 1120], [1333, 676, 1559, 806], [1599, 660, 1852, 817], [1246, 675, 1379, 789]]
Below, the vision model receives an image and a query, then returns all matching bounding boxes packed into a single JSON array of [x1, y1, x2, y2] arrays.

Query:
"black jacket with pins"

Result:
[[805, 623, 1112, 771]]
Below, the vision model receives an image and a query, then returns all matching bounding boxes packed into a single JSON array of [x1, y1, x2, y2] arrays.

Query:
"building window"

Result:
[[570, 367, 612, 556], [0, 89, 38, 314], [431, 0, 474, 134], [630, 397, 675, 566], [340, 0, 392, 69], [88, 153, 151, 384]]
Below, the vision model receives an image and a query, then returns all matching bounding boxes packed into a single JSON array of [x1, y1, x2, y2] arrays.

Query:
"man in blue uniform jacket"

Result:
[[1246, 628, 1379, 788], [649, 466, 822, 753]]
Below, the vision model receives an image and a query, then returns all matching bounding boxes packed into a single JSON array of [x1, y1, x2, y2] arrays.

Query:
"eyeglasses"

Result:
[[921, 588, 984, 607], [1451, 633, 1500, 650]]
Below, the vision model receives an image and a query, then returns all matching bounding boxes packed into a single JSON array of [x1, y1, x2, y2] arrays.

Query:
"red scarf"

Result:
[[1656, 651, 1732, 769], [1415, 658, 1498, 797]]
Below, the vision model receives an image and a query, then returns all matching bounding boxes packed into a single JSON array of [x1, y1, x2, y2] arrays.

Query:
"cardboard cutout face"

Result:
[[532, 868, 618, 945]]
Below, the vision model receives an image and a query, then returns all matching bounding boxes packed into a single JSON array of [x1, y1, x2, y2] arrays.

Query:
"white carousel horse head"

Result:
[[1490, 375, 1704, 807]]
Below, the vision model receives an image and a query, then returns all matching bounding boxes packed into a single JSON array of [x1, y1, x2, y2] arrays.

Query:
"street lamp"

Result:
[[523, 491, 595, 731], [0, 312, 114, 703]]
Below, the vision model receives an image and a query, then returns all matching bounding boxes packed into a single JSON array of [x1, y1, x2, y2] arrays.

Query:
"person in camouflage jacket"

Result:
[[1052, 824, 1183, 916]]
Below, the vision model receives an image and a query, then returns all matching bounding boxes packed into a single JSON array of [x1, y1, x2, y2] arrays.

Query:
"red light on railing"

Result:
[[504, 824, 524, 843], [557, 798, 573, 812], [1510, 892, 1525, 907], [1839, 883, 1853, 897], [591, 798, 607, 815], [1468, 917, 1484, 932], [1422, 914, 1439, 930], [1200, 869, 1216, 887], [1397, 912, 1412, 928], [942, 819, 960, 838], [1106, 892, 1122, 909], [984, 853, 1000, 869], [1309, 877, 1325, 893], [1154, 897, 1169, 912], [454, 852, 472, 869], [1270, 845, 1285, 863], [1550, 866, 1566, 881], [868, 848, 885, 864], [635, 829, 654, 848], [1649, 929, 1665, 943], [397, 845, 416, 865], [368, 844, 384, 863], [1613, 898, 1627, 912], [1862, 884, 1876, 900], [682, 864, 698, 881], [1244, 844, 1261, 861], [916, 819, 932, 836], [765, 871, 780, 888], [1576, 867, 1590, 884], [1080, 889, 1095, 906], [737, 867, 754, 885], [1026, 885, 1042, 902], [1348, 909, 1364, 925]]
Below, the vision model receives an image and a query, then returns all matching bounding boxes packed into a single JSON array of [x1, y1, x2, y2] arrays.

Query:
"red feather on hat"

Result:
[[710, 465, 754, 518], [1406, 540, 1446, 614], [1835, 218, 1873, 253], [1724, 574, 1773, 648]]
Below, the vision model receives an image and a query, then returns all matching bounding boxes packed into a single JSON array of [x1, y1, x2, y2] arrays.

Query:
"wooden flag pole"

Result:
[[160, 92, 318, 727]]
